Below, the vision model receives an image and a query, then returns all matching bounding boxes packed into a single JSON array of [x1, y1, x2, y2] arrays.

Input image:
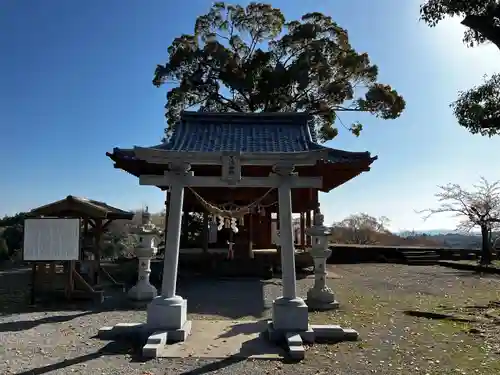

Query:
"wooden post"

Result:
[[300, 212, 305, 249], [248, 213, 254, 258], [306, 209, 311, 248], [66, 260, 75, 299], [202, 211, 209, 253], [30, 262, 37, 305], [265, 209, 272, 249], [93, 218, 103, 286], [49, 262, 56, 290]]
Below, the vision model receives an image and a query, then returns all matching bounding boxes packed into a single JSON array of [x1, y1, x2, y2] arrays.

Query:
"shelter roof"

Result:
[[30, 195, 134, 220]]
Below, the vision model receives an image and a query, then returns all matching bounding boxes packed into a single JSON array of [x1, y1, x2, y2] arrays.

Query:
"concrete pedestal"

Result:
[[271, 297, 309, 331], [146, 295, 189, 333]]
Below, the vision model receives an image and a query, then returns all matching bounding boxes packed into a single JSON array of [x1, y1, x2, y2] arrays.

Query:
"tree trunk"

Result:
[[480, 225, 493, 265]]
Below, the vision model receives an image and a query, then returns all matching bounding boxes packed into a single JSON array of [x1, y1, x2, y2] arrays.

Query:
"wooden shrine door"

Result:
[[252, 212, 272, 249]]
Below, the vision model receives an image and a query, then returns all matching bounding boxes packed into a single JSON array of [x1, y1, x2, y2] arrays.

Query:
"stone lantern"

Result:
[[305, 206, 339, 310], [128, 208, 159, 301]]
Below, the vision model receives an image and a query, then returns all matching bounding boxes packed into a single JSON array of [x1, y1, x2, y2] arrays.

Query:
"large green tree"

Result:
[[153, 2, 405, 141], [420, 0, 500, 135]]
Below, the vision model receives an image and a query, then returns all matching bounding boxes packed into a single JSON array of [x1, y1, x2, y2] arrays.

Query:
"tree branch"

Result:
[[461, 15, 500, 51]]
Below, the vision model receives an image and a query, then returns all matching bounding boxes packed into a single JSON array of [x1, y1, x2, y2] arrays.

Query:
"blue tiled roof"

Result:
[[154, 112, 317, 153], [109, 111, 376, 164]]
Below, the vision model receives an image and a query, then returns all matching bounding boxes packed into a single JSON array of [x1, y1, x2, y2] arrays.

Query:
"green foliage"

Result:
[[180, 212, 204, 248], [420, 1, 500, 136], [452, 74, 500, 136], [420, 0, 500, 48], [1, 225, 23, 255], [0, 212, 27, 227], [0, 238, 9, 261], [154, 2, 405, 141]]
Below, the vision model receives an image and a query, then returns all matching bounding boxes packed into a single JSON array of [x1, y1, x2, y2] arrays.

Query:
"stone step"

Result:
[[400, 249, 439, 265], [285, 332, 304, 360]]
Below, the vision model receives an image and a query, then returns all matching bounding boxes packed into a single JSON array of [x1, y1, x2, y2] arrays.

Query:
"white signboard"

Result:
[[23, 218, 80, 261]]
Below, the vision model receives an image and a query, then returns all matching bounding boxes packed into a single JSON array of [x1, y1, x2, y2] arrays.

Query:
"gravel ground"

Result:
[[0, 264, 499, 374]]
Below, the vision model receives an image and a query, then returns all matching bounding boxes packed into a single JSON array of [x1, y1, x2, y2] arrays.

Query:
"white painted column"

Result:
[[277, 176, 297, 299], [270, 164, 309, 333], [161, 181, 184, 298], [147, 163, 192, 332]]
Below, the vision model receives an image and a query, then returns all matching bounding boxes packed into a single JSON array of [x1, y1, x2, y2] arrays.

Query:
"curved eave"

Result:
[[106, 149, 377, 192], [318, 155, 377, 192]]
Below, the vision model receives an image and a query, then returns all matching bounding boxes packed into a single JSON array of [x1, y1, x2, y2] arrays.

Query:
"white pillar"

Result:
[[161, 181, 184, 298], [146, 164, 192, 333], [278, 181, 297, 299], [271, 164, 309, 332]]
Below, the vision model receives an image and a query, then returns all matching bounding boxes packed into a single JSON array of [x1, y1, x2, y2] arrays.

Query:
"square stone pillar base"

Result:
[[267, 297, 358, 361], [98, 295, 192, 358], [146, 295, 187, 330], [271, 297, 309, 331]]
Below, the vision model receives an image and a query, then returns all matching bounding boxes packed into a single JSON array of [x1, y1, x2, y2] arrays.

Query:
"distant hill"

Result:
[[398, 229, 466, 236], [329, 227, 445, 247], [397, 230, 482, 249], [428, 233, 482, 249]]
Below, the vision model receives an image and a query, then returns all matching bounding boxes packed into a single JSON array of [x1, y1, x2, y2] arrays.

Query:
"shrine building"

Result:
[[106, 112, 376, 256]]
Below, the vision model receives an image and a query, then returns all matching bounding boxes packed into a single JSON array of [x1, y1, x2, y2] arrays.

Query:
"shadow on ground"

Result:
[[11, 340, 148, 375], [0, 311, 96, 333], [13, 320, 283, 375], [179, 278, 267, 319], [216, 320, 267, 339], [0, 265, 270, 320], [13, 337, 275, 375]]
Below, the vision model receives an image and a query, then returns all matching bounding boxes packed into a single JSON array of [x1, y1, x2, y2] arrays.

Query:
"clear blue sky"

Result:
[[1, 0, 499, 231]]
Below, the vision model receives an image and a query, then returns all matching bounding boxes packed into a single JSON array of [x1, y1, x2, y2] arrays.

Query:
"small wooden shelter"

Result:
[[29, 195, 134, 302]]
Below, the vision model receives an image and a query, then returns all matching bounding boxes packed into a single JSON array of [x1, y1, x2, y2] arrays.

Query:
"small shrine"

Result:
[[100, 111, 377, 359]]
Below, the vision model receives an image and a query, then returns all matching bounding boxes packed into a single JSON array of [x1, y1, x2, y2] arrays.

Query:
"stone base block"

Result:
[[311, 324, 359, 342], [285, 332, 304, 360], [98, 320, 192, 358], [127, 283, 158, 301], [97, 295, 192, 359], [98, 322, 145, 341], [267, 321, 314, 344], [147, 295, 187, 330], [142, 320, 192, 358], [266, 320, 359, 360], [305, 298, 340, 311], [271, 297, 309, 331]]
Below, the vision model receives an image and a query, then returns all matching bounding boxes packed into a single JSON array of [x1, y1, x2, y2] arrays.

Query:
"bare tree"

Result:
[[332, 213, 391, 245], [418, 177, 500, 265]]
